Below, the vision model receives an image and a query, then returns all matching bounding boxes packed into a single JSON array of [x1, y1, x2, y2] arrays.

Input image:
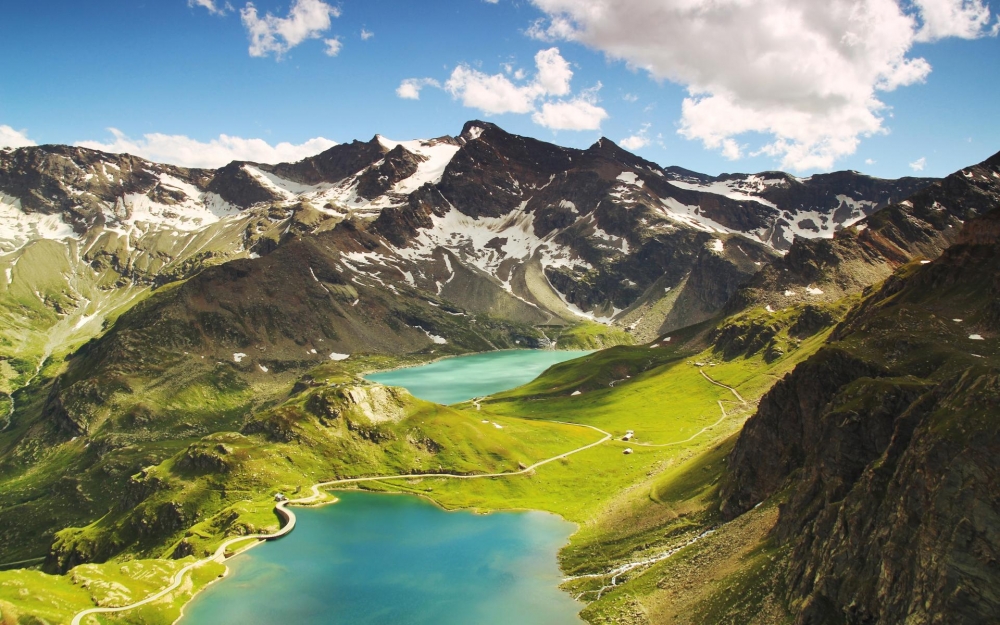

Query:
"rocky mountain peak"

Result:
[[459, 120, 498, 142]]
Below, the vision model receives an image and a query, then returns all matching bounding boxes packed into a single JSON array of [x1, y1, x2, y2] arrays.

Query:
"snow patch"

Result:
[[617, 171, 643, 187], [329, 352, 350, 361], [233, 353, 248, 363], [969, 334, 984, 341], [376, 136, 461, 195]]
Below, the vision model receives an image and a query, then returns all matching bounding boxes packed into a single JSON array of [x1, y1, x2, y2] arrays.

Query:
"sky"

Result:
[[1, 0, 999, 178]]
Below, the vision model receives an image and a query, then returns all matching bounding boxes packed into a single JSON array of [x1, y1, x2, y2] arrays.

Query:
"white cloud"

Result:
[[620, 123, 651, 150], [622, 93, 639, 103], [404, 48, 607, 131], [361, 28, 374, 40], [324, 37, 342, 56], [865, 158, 876, 165], [909, 156, 927, 171], [534, 47, 573, 96], [396, 78, 441, 100], [0, 125, 36, 149], [443, 48, 580, 115], [76, 128, 337, 169], [445, 65, 540, 114], [913, 0, 993, 41], [240, 0, 340, 59], [619, 135, 648, 150], [720, 138, 742, 161], [189, 0, 232, 15], [532, 97, 608, 130], [529, 0, 995, 171]]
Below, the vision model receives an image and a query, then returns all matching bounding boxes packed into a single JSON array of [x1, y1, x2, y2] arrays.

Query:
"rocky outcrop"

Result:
[[720, 349, 886, 519], [261, 136, 387, 185], [355, 144, 423, 199], [206, 161, 281, 207], [720, 206, 1000, 624], [728, 150, 1000, 314]]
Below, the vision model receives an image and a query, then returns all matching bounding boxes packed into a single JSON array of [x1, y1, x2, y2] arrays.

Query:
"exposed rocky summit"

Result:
[[727, 150, 1000, 313]]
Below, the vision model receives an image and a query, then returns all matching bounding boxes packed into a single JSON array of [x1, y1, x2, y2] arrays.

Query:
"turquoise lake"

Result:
[[365, 349, 591, 405], [181, 492, 583, 624]]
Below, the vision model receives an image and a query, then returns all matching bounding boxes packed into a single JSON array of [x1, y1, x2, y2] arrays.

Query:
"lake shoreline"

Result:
[[72, 349, 605, 625]]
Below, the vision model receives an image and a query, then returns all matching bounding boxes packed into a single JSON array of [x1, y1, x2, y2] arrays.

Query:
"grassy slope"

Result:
[[362, 302, 844, 623], [1, 298, 843, 624], [0, 558, 226, 625]]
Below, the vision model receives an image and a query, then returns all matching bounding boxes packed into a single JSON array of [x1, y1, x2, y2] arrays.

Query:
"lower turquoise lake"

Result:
[[181, 491, 582, 624], [365, 349, 591, 405], [181, 350, 594, 624]]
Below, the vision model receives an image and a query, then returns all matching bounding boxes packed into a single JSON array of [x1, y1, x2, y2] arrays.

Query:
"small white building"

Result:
[[622, 433, 633, 441], [274, 493, 288, 502], [623, 448, 633, 455]]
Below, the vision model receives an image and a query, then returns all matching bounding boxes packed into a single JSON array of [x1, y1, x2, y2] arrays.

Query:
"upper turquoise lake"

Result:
[[181, 491, 583, 624], [365, 349, 591, 405]]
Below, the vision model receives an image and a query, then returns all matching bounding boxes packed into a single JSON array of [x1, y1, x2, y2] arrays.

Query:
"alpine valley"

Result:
[[0, 121, 997, 625]]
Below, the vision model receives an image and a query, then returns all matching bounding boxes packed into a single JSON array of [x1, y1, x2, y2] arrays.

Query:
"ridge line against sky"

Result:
[[1, 0, 998, 177]]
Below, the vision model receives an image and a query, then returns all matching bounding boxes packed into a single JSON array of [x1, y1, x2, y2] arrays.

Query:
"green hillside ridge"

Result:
[[0, 292, 840, 624]]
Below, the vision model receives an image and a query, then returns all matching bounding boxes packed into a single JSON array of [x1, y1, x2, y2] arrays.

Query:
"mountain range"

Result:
[[1, 121, 997, 625]]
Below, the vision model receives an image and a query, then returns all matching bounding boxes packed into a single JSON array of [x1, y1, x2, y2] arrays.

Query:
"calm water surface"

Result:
[[366, 349, 591, 405], [182, 492, 582, 625]]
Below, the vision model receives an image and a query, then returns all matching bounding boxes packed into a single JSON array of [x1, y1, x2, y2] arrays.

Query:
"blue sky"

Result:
[[1, 0, 998, 178]]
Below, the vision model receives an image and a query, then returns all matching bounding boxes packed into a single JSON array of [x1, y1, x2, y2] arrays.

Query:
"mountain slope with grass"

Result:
[[719, 205, 1000, 624]]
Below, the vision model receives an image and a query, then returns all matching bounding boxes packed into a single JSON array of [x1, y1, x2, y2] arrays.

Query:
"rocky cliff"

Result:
[[720, 206, 1000, 624]]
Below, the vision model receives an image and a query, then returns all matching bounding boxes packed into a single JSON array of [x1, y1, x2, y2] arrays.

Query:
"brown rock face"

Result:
[[720, 207, 1000, 624], [355, 144, 423, 199]]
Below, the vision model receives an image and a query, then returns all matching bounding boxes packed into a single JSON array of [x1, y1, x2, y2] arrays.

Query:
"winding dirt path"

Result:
[[631, 368, 749, 448], [70, 422, 610, 625], [699, 368, 748, 406]]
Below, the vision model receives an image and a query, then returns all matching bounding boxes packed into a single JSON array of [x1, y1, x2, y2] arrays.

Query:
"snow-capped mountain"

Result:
[[0, 121, 936, 394]]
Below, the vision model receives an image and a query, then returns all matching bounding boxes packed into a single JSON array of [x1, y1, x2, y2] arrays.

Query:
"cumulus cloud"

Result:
[[909, 156, 927, 171], [444, 65, 541, 114], [324, 37, 342, 56], [76, 128, 337, 169], [189, 0, 232, 15], [396, 78, 442, 100], [620, 123, 651, 150], [241, 0, 340, 59], [409, 47, 607, 130], [534, 47, 573, 96], [529, 0, 996, 170], [361, 28, 374, 40], [532, 97, 608, 130], [913, 0, 994, 41], [0, 125, 36, 149]]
